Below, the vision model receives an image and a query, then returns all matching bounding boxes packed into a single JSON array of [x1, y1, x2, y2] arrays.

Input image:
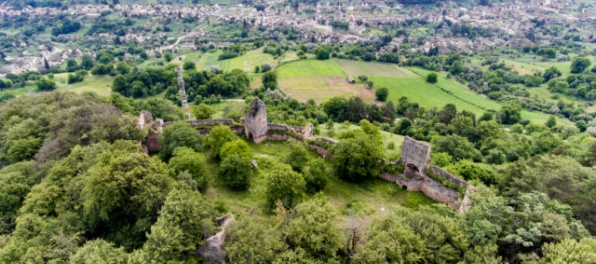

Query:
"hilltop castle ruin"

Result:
[[139, 98, 473, 212]]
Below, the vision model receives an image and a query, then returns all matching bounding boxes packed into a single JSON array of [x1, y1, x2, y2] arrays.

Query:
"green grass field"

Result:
[[0, 74, 113, 99], [501, 58, 574, 76], [277, 59, 348, 78], [221, 50, 276, 72], [186, 48, 278, 73], [54, 73, 113, 97], [407, 67, 502, 111], [371, 76, 487, 114], [405, 67, 565, 124], [498, 54, 596, 76]]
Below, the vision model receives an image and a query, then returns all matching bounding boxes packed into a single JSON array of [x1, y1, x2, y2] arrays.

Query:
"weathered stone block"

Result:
[[244, 98, 268, 143], [398, 136, 431, 173]]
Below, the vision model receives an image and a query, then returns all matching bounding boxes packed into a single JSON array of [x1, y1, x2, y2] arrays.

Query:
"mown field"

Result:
[[277, 59, 377, 103]]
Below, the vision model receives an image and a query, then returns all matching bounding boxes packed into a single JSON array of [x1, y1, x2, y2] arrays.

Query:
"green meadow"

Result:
[[186, 48, 278, 73], [54, 73, 113, 97]]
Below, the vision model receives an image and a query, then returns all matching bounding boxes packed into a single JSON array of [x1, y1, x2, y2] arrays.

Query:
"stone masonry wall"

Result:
[[428, 165, 470, 189], [309, 144, 331, 159], [163, 118, 235, 127]]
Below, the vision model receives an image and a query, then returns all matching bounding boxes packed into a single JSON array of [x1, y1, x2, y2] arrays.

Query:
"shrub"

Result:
[[426, 72, 438, 83], [219, 154, 253, 191], [375, 87, 389, 102]]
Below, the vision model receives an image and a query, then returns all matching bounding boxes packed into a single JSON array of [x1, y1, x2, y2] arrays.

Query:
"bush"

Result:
[[169, 147, 209, 191], [218, 52, 239, 61], [447, 159, 498, 186], [36, 78, 56, 91], [570, 57, 591, 74], [284, 142, 309, 172], [91, 63, 113, 76], [265, 164, 306, 209], [219, 154, 253, 191], [220, 139, 252, 161], [183, 61, 196, 71], [67, 70, 87, 84], [261, 63, 272, 72], [387, 142, 396, 150], [158, 122, 204, 161], [303, 159, 328, 193], [314, 45, 331, 60], [192, 103, 215, 119], [262, 71, 277, 90], [426, 72, 438, 83], [205, 125, 238, 160], [375, 87, 389, 102]]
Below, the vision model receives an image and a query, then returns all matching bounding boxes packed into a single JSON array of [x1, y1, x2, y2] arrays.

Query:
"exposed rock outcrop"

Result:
[[198, 214, 235, 264]]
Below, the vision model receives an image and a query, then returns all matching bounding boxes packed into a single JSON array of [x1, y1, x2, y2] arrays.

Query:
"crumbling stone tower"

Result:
[[399, 136, 431, 178], [244, 98, 268, 143]]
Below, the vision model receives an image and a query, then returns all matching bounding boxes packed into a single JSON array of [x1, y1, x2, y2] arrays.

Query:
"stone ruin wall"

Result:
[[393, 136, 473, 211], [428, 165, 470, 189], [394, 175, 463, 210], [266, 123, 305, 141], [163, 118, 236, 127], [309, 136, 473, 212], [140, 98, 312, 153], [308, 137, 337, 159]]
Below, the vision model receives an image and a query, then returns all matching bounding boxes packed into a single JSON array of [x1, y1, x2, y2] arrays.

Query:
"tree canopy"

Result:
[[158, 122, 204, 161], [331, 120, 384, 181]]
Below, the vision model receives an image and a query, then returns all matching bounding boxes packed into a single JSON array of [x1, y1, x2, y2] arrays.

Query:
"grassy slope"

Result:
[[186, 48, 277, 73], [373, 76, 487, 114], [0, 74, 113, 98], [206, 140, 434, 221], [54, 73, 113, 97], [406, 67, 565, 124]]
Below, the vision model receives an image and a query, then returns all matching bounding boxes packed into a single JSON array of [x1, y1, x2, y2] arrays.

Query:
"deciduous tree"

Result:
[[265, 164, 306, 209], [159, 122, 204, 161]]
